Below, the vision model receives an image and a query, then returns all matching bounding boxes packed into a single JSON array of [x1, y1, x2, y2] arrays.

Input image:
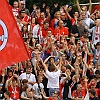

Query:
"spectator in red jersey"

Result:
[[88, 78, 99, 97], [72, 84, 86, 100], [38, 12, 50, 27], [12, 0, 20, 17], [50, 11, 61, 31], [54, 20, 69, 41], [20, 10, 30, 25], [41, 21, 52, 38], [5, 74, 20, 100]]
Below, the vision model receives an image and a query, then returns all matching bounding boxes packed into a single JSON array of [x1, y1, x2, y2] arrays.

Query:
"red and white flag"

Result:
[[0, 0, 29, 70]]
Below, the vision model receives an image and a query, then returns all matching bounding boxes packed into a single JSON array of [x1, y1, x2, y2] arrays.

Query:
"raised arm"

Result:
[[40, 58, 48, 71], [88, 0, 92, 13], [76, 0, 81, 13]]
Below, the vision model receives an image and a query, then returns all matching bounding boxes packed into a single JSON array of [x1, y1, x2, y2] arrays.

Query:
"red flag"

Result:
[[0, 0, 29, 70]]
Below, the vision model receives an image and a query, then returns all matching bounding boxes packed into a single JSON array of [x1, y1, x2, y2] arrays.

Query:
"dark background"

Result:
[[9, 0, 99, 13]]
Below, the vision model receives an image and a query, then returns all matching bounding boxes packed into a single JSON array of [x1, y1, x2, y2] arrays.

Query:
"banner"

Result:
[[0, 0, 29, 70]]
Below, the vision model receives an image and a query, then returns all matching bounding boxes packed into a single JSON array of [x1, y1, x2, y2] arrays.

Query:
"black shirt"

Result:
[[0, 91, 4, 99]]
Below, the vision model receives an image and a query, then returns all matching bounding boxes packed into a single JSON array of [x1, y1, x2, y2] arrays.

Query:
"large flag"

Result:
[[0, 0, 29, 70]]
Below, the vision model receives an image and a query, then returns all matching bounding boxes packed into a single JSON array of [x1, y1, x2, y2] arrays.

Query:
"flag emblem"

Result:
[[0, 19, 8, 51]]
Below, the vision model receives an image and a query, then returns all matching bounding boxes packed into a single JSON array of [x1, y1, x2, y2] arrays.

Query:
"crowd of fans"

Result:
[[0, 0, 100, 99]]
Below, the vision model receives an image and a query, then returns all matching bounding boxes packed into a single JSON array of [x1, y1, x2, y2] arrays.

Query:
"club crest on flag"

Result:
[[0, 19, 8, 51]]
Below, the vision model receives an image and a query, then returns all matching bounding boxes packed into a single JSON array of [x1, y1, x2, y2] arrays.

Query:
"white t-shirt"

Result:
[[19, 73, 36, 88], [82, 18, 94, 28], [33, 83, 44, 96], [32, 24, 39, 38], [46, 70, 60, 88]]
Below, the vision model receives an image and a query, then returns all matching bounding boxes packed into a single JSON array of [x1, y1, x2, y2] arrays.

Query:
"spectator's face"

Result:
[[56, 12, 60, 19], [28, 33, 33, 38], [46, 8, 50, 13], [31, 18, 35, 24], [38, 76, 43, 82], [97, 65, 100, 70], [95, 73, 100, 79], [8, 71, 13, 77], [26, 68, 32, 74], [12, 80, 17, 87], [74, 12, 79, 18], [11, 65, 16, 70], [13, 1, 18, 8], [81, 13, 86, 19], [61, 66, 66, 73], [78, 20, 83, 25], [95, 20, 100, 26], [96, 45, 100, 50], [21, 4, 24, 8], [21, 12, 25, 17], [4, 93, 9, 99], [27, 61, 32, 67], [68, 6, 72, 11], [72, 76, 76, 82], [40, 13, 45, 19], [58, 20, 64, 28], [53, 93, 58, 100], [61, 13, 66, 19], [47, 31, 52, 37], [26, 86, 31, 93], [89, 92, 93, 98], [44, 23, 49, 29], [60, 7, 64, 13], [23, 25, 27, 32], [33, 4, 37, 10], [0, 86, 2, 90], [77, 84, 82, 91], [96, 11, 100, 17]]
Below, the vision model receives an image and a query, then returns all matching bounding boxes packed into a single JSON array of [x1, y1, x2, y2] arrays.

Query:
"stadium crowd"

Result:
[[0, 0, 100, 100]]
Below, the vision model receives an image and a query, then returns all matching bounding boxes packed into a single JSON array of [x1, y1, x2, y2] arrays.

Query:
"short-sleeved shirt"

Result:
[[8, 86, 20, 99], [19, 73, 36, 88], [72, 90, 86, 98], [46, 70, 60, 88], [33, 83, 44, 96]]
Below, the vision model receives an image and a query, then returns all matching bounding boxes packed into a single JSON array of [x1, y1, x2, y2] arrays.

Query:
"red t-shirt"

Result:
[[38, 18, 50, 27], [22, 15, 30, 22], [72, 89, 86, 98], [54, 26, 69, 40], [12, 8, 20, 17], [48, 97, 54, 100], [42, 27, 52, 38], [8, 86, 20, 99]]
